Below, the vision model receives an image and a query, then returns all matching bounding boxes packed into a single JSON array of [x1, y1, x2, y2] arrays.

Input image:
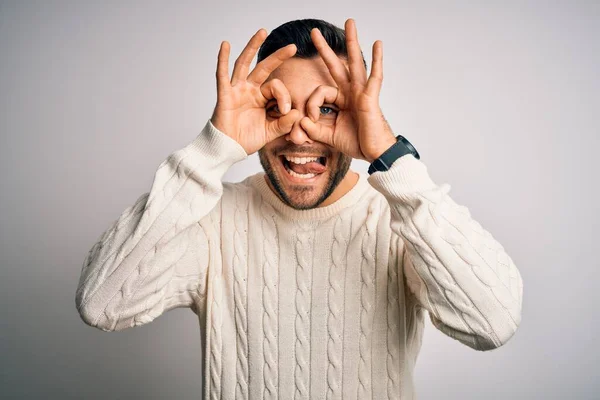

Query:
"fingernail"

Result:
[[283, 103, 290, 114]]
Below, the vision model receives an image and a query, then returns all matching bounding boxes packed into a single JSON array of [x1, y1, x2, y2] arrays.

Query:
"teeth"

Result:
[[284, 155, 319, 164], [284, 164, 316, 179]]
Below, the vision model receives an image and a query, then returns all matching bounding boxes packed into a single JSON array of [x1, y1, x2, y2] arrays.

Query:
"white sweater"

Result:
[[75, 118, 523, 400]]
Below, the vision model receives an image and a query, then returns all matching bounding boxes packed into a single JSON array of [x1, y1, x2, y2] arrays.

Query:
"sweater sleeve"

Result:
[[75, 119, 247, 332], [367, 155, 523, 351]]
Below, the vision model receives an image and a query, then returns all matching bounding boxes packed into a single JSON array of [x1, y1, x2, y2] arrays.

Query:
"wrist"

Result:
[[367, 135, 397, 163]]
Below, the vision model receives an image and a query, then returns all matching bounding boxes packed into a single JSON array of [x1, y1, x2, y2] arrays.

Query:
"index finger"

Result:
[[310, 27, 350, 84], [231, 28, 268, 86], [246, 43, 297, 85]]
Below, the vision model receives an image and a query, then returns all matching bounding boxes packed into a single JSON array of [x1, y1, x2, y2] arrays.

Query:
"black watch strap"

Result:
[[368, 134, 420, 175]]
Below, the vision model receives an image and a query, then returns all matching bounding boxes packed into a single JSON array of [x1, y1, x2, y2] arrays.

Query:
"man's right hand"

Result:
[[210, 29, 300, 155]]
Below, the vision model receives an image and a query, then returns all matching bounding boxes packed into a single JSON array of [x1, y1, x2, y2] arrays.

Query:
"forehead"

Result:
[[264, 56, 348, 104]]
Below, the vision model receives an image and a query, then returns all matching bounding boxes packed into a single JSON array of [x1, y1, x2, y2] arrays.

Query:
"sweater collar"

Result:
[[249, 170, 371, 221]]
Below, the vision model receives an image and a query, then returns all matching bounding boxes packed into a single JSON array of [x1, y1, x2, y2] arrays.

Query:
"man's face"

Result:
[[258, 56, 352, 210]]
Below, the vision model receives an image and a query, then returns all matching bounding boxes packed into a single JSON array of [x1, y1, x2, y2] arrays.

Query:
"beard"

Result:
[[258, 147, 352, 210]]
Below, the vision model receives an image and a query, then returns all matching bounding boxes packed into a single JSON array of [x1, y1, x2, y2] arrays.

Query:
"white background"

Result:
[[1, 1, 598, 398]]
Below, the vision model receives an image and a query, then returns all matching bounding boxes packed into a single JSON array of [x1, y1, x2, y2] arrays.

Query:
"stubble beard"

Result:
[[258, 149, 352, 210]]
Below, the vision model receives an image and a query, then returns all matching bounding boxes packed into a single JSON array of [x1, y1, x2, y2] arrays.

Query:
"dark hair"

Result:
[[257, 18, 367, 70]]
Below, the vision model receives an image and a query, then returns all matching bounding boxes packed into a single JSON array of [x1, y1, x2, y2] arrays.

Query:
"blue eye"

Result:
[[267, 104, 336, 116], [320, 106, 337, 115]]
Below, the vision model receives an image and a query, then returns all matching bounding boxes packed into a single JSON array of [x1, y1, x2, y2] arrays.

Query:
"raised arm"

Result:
[[76, 27, 303, 332], [368, 154, 524, 351], [75, 119, 247, 331]]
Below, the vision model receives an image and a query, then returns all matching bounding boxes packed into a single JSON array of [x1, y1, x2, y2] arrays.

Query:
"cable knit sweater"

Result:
[[75, 118, 523, 400]]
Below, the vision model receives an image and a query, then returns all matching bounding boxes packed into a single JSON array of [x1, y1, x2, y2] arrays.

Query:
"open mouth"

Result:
[[278, 154, 328, 182]]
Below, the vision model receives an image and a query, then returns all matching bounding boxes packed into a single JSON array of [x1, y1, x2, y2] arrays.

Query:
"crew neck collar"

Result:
[[249, 171, 371, 221]]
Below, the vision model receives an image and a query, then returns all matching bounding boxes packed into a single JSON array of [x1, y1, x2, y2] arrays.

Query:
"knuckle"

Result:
[[273, 81, 289, 99], [233, 57, 246, 67]]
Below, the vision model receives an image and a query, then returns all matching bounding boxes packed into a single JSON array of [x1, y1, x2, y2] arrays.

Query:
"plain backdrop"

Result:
[[1, 1, 598, 399]]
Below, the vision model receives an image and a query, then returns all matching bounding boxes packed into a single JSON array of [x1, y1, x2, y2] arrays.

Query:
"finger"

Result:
[[305, 85, 339, 122], [345, 19, 367, 84], [216, 41, 232, 97], [260, 78, 291, 113], [266, 109, 301, 140], [231, 28, 267, 86], [310, 28, 350, 84], [365, 40, 383, 98], [299, 116, 335, 147], [247, 43, 297, 86]]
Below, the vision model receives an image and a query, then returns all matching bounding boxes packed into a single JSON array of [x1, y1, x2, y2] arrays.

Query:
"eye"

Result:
[[267, 104, 337, 117], [320, 106, 336, 115]]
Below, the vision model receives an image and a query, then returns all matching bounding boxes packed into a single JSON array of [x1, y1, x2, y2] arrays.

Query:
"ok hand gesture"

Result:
[[211, 29, 301, 155], [299, 19, 397, 162]]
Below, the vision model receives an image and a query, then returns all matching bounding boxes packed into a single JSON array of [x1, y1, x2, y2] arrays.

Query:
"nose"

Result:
[[285, 110, 314, 145]]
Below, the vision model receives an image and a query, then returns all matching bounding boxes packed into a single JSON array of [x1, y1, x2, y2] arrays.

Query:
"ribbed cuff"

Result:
[[367, 154, 438, 198], [187, 118, 248, 164]]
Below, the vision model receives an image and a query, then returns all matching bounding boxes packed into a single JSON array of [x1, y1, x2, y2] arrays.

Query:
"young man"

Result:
[[75, 18, 523, 399]]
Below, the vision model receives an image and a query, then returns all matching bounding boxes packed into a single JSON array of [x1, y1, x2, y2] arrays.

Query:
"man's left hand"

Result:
[[299, 18, 397, 163]]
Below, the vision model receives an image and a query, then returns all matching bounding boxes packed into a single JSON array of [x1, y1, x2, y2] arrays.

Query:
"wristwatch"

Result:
[[367, 134, 420, 175]]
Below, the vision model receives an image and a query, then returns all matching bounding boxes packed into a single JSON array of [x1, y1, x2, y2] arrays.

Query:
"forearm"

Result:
[[75, 119, 247, 331], [368, 155, 523, 350]]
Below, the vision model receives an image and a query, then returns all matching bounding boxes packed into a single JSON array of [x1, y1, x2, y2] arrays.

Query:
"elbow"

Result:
[[431, 308, 522, 352], [477, 309, 522, 351], [75, 294, 115, 332], [480, 274, 524, 351], [492, 309, 522, 350], [476, 330, 515, 351], [491, 286, 524, 350], [75, 294, 154, 332], [460, 325, 519, 352]]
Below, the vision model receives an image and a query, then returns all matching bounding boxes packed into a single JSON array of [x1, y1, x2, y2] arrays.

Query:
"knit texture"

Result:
[[75, 118, 523, 399]]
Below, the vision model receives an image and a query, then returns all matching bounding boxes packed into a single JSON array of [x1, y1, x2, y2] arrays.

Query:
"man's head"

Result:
[[256, 19, 367, 210]]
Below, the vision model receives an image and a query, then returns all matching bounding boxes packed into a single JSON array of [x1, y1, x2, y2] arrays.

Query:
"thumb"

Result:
[[266, 109, 300, 140], [299, 116, 335, 147]]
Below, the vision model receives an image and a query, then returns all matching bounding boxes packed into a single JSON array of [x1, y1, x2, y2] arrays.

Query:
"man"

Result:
[[75, 18, 523, 399]]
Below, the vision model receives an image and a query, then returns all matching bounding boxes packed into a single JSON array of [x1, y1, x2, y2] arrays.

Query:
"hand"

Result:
[[210, 29, 301, 155], [298, 18, 397, 163]]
